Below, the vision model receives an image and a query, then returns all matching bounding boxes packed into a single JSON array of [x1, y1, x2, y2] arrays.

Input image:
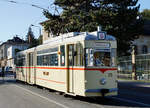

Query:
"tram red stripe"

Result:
[[36, 77, 65, 84], [85, 68, 117, 73], [16, 67, 117, 73]]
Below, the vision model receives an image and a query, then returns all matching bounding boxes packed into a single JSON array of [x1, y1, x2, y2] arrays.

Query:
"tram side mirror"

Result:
[[73, 51, 77, 56]]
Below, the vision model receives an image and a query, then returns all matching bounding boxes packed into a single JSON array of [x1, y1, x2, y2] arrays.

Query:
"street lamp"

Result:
[[30, 24, 41, 37]]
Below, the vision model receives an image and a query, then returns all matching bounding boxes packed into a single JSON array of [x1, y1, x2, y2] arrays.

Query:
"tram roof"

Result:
[[17, 31, 116, 54], [37, 31, 115, 48]]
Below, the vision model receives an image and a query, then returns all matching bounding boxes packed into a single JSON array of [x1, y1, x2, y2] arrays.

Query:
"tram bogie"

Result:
[[16, 29, 118, 97]]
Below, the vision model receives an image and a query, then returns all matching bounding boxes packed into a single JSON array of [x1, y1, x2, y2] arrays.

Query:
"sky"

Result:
[[0, 0, 54, 42], [0, 0, 149, 43]]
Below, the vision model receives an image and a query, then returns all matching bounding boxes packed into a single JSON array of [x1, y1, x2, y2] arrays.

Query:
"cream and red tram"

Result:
[[16, 29, 118, 97]]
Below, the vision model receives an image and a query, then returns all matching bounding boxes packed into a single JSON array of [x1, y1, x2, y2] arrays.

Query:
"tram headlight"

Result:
[[100, 78, 107, 85]]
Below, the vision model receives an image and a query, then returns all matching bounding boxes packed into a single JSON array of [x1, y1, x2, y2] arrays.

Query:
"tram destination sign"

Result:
[[95, 42, 110, 48]]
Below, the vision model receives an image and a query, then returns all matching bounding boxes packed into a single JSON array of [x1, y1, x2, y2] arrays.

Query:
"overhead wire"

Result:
[[0, 0, 62, 14], [0, 0, 49, 11], [0, 0, 63, 37], [0, 0, 51, 39]]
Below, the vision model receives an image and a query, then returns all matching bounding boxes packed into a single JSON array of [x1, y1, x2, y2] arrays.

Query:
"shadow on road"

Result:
[[63, 94, 144, 107], [1, 75, 149, 107]]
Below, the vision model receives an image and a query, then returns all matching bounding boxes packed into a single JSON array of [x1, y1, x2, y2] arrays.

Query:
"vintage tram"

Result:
[[16, 28, 118, 97]]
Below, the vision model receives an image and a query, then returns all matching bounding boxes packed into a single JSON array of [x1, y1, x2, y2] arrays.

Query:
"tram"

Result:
[[16, 27, 118, 97]]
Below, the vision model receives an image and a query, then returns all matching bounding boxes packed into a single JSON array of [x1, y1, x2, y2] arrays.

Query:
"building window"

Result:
[[8, 51, 10, 56], [142, 45, 148, 54]]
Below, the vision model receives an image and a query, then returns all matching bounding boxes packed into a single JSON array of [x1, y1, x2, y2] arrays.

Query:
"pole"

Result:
[[132, 46, 136, 80], [31, 24, 41, 37], [2, 66, 5, 82]]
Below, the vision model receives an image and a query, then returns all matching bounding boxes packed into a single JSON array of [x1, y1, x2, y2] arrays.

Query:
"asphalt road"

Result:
[[117, 80, 150, 107], [0, 77, 150, 108]]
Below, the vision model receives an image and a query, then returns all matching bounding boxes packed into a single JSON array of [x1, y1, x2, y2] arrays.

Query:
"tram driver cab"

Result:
[[93, 51, 111, 66]]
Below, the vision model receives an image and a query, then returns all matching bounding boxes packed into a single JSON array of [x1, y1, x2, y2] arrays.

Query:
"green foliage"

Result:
[[43, 0, 143, 56], [37, 35, 43, 45], [26, 27, 38, 48], [141, 9, 150, 20]]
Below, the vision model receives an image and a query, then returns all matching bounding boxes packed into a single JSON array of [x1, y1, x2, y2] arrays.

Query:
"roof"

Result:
[[0, 36, 28, 47], [35, 31, 116, 51], [40, 20, 50, 25], [42, 31, 116, 45]]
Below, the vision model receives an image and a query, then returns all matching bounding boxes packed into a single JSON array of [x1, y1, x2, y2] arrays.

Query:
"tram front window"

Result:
[[86, 49, 113, 67], [94, 52, 110, 66]]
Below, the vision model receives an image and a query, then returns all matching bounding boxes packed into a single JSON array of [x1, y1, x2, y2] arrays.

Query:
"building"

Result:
[[40, 20, 53, 44], [7, 45, 28, 68], [132, 19, 150, 54], [0, 36, 29, 68]]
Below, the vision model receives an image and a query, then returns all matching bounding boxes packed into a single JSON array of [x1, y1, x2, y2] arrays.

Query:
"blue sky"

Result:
[[0, 0, 149, 42], [139, 0, 150, 11], [0, 0, 54, 42]]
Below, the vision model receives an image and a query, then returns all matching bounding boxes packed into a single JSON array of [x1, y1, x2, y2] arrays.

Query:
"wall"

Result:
[[133, 35, 150, 54], [7, 44, 28, 68]]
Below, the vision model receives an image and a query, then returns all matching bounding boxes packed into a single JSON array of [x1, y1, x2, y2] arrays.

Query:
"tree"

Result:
[[43, 0, 143, 56], [37, 35, 43, 45], [141, 9, 150, 20], [26, 27, 38, 48]]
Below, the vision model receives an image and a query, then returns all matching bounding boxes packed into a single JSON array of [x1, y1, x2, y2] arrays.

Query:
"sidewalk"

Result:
[[118, 79, 150, 89], [118, 78, 150, 83], [0, 76, 16, 84]]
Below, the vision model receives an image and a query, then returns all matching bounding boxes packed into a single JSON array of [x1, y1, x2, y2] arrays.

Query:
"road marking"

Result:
[[92, 103, 105, 108], [111, 97, 150, 107], [13, 85, 69, 108]]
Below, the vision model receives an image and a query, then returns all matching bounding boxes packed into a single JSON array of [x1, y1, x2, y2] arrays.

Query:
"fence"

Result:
[[118, 54, 150, 80]]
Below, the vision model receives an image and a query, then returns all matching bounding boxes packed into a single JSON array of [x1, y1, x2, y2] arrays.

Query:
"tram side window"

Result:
[[37, 56, 42, 65], [85, 49, 94, 66], [16, 55, 25, 66], [37, 54, 58, 66], [29, 53, 33, 66], [50, 54, 58, 66], [60, 45, 65, 66], [43, 55, 49, 66], [76, 43, 84, 66], [111, 48, 117, 66]]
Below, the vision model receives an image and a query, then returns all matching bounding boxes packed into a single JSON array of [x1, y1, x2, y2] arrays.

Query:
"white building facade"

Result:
[[7, 45, 28, 68], [133, 35, 150, 54]]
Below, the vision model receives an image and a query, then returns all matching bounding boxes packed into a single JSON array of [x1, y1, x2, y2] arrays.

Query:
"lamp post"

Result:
[[30, 24, 41, 37]]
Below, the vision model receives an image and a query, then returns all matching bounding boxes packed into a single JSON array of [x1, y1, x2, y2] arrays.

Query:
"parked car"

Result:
[[0, 68, 2, 76], [5, 67, 13, 72]]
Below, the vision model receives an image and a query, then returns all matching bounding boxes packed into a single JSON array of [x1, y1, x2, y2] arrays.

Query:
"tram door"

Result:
[[27, 53, 33, 84], [67, 44, 75, 93]]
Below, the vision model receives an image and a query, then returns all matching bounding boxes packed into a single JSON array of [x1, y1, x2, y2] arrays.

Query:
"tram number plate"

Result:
[[43, 72, 49, 76]]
